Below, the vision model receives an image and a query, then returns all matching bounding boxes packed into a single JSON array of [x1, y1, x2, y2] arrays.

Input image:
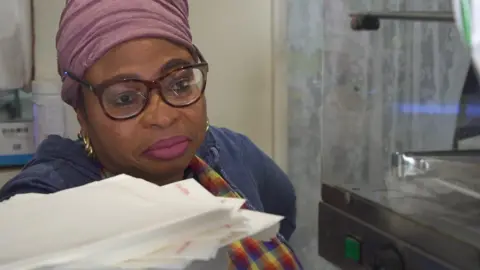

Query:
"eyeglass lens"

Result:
[[101, 67, 205, 119]]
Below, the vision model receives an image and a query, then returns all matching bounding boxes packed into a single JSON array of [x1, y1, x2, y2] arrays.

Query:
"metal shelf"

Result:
[[350, 11, 454, 22], [350, 11, 454, 31]]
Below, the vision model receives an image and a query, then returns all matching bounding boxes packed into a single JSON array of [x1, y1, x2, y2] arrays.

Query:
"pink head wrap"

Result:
[[56, 0, 192, 107]]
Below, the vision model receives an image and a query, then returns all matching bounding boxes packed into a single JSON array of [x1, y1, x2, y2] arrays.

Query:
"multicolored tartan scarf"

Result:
[[189, 156, 302, 270], [100, 156, 302, 269]]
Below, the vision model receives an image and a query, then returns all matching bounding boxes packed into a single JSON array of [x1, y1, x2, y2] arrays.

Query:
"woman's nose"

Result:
[[139, 92, 180, 128]]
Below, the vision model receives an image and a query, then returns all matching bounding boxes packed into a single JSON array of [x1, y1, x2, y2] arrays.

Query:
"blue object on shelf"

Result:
[[0, 154, 32, 167]]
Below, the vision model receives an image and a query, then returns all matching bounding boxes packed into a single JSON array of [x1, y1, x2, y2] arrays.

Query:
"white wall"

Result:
[[189, 1, 273, 156], [31, 0, 288, 164]]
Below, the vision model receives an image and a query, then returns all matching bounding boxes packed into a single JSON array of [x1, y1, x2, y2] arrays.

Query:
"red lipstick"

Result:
[[143, 136, 190, 160]]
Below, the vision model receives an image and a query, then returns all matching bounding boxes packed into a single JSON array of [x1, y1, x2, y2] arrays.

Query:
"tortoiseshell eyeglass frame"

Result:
[[63, 45, 209, 120]]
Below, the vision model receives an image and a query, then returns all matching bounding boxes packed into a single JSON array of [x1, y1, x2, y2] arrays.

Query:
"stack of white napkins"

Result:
[[0, 174, 283, 270]]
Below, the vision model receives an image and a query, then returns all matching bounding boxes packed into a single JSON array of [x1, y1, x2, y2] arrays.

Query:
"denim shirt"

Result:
[[0, 126, 297, 240]]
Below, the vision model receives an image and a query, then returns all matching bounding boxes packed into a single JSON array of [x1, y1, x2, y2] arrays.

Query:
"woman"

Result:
[[0, 0, 302, 269]]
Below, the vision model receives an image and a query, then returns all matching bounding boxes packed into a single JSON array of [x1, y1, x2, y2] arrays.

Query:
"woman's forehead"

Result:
[[87, 38, 192, 81]]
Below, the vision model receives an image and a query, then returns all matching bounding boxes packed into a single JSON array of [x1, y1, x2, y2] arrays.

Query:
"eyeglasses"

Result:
[[64, 48, 209, 120]]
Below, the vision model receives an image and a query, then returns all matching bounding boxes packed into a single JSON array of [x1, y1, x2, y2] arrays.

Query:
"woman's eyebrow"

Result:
[[99, 58, 194, 84], [159, 58, 194, 74]]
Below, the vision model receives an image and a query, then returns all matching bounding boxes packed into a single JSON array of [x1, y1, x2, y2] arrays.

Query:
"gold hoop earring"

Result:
[[206, 119, 210, 132], [78, 133, 94, 157]]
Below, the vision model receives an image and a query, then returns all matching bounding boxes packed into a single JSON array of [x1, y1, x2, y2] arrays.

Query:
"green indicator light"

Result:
[[344, 236, 361, 262]]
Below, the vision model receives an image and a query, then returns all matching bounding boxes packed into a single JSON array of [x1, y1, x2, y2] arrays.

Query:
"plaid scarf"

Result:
[[189, 156, 302, 270], [100, 156, 302, 269]]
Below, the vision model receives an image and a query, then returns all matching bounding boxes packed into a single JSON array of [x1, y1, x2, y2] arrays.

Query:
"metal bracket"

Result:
[[350, 11, 454, 31]]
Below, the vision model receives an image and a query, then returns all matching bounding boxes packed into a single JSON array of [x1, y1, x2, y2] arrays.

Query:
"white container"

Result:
[[453, 0, 480, 72], [0, 121, 35, 166], [32, 80, 65, 147], [0, 0, 32, 90]]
